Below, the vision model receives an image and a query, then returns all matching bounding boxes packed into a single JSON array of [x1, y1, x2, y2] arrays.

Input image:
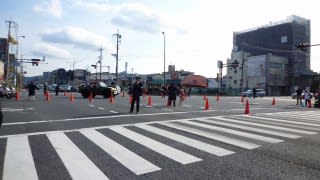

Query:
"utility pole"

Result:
[[113, 30, 121, 83], [5, 20, 16, 82], [98, 48, 104, 80]]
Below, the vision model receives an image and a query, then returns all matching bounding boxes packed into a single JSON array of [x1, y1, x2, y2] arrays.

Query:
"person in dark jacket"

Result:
[[55, 84, 60, 96], [168, 83, 179, 107], [129, 77, 143, 113], [28, 81, 39, 101]]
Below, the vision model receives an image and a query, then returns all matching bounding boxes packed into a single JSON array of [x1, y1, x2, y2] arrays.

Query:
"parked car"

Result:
[[109, 85, 121, 95], [241, 89, 265, 97], [59, 85, 72, 92]]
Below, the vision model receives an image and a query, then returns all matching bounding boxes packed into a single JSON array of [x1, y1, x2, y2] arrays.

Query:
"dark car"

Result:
[[78, 81, 114, 98]]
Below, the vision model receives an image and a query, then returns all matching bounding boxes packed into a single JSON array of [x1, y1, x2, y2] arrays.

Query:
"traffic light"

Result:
[[91, 65, 97, 69], [232, 60, 239, 69], [295, 43, 308, 51], [31, 59, 40, 66], [217, 60, 223, 69]]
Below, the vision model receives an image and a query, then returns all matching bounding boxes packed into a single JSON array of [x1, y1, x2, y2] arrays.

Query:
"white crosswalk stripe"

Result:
[[47, 132, 109, 180], [109, 126, 202, 164], [2, 136, 38, 180], [135, 124, 235, 156], [80, 129, 161, 175], [1, 110, 320, 179]]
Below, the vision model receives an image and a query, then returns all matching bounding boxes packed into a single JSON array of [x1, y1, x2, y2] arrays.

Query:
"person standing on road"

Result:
[[55, 84, 60, 96], [304, 89, 311, 107], [168, 83, 179, 107], [296, 87, 303, 105], [28, 81, 39, 101], [129, 77, 143, 113], [252, 87, 257, 99]]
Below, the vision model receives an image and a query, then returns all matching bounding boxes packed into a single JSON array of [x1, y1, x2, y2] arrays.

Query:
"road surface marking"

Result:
[[97, 107, 105, 110], [2, 136, 38, 180], [47, 132, 109, 180], [159, 122, 260, 150], [182, 105, 192, 107], [181, 120, 283, 143], [89, 105, 95, 107], [236, 115, 320, 130], [2, 107, 34, 112], [162, 109, 174, 112], [135, 124, 234, 156], [109, 126, 202, 164], [109, 110, 118, 114], [265, 112, 320, 122], [203, 117, 301, 139], [81, 129, 160, 175]]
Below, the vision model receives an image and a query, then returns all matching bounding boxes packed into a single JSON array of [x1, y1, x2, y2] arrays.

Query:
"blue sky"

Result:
[[1, 0, 320, 77]]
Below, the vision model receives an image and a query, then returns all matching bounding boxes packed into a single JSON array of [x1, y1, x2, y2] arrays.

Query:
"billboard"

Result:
[[0, 38, 8, 61]]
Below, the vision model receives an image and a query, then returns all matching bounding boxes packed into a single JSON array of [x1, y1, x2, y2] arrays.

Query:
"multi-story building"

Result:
[[229, 15, 311, 95]]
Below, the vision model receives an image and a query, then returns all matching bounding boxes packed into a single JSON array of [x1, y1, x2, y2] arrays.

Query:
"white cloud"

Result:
[[33, 0, 63, 18], [33, 43, 71, 59], [41, 26, 115, 53], [74, 1, 184, 34]]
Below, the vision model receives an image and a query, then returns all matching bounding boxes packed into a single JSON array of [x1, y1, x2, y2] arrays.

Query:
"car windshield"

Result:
[[99, 82, 107, 87]]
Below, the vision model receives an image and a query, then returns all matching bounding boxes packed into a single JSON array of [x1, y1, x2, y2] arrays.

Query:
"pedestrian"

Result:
[[253, 87, 257, 99], [168, 83, 179, 107], [178, 86, 185, 105], [129, 77, 143, 113], [296, 87, 303, 105], [28, 81, 39, 101], [55, 84, 60, 96], [43, 83, 48, 95], [304, 89, 311, 107]]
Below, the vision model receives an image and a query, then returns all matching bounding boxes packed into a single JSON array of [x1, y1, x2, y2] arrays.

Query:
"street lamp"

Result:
[[162, 32, 166, 86]]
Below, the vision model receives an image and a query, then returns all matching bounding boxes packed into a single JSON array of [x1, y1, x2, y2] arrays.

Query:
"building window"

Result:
[[281, 36, 287, 43], [233, 80, 237, 84], [234, 70, 238, 73]]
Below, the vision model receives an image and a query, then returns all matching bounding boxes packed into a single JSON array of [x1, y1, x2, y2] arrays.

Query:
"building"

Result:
[[232, 15, 311, 94]]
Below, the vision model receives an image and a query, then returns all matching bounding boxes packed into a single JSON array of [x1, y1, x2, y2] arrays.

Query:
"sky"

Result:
[[1, 0, 320, 78]]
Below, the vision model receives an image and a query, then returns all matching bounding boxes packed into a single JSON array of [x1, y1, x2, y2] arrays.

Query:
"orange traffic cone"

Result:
[[244, 99, 250, 114], [46, 91, 51, 101], [272, 97, 276, 106], [64, 91, 66, 96], [204, 97, 210, 110], [216, 94, 220, 102], [241, 96, 244, 103], [89, 92, 93, 102], [308, 100, 312, 108], [69, 93, 74, 102], [148, 96, 152, 106], [15, 91, 20, 101]]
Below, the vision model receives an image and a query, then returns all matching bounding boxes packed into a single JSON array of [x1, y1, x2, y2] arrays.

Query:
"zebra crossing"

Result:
[[1, 110, 320, 180]]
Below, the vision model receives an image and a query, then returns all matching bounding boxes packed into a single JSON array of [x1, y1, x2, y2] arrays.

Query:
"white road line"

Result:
[[237, 115, 320, 129], [203, 118, 301, 139], [80, 129, 160, 175], [182, 120, 283, 143], [159, 122, 260, 149], [162, 109, 174, 112], [135, 124, 234, 156], [97, 107, 105, 110], [2, 111, 189, 126], [2, 136, 38, 180], [47, 132, 109, 180], [89, 105, 95, 107], [224, 116, 317, 135], [109, 126, 202, 164], [109, 111, 118, 114], [182, 105, 192, 107]]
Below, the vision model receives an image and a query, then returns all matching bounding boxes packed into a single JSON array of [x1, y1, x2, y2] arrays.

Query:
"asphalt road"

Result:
[[0, 91, 320, 180]]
